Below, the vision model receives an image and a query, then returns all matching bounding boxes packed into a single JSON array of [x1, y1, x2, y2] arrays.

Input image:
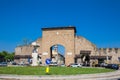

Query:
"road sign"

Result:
[[45, 59, 51, 65]]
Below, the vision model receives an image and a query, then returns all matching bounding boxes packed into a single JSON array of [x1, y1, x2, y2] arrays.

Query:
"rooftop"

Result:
[[41, 26, 76, 33]]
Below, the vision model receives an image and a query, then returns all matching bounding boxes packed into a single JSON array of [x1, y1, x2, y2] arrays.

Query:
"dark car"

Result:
[[12, 62, 17, 65], [0, 62, 7, 67], [105, 64, 119, 70]]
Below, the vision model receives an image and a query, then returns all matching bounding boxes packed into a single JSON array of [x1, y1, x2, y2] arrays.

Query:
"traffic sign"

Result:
[[45, 59, 51, 65]]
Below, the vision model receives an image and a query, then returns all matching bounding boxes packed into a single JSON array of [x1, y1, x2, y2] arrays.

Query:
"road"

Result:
[[0, 70, 120, 80]]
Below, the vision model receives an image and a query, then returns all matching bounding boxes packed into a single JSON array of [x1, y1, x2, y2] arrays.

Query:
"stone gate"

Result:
[[41, 27, 76, 65]]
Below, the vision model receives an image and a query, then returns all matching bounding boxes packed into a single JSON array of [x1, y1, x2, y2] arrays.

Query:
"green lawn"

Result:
[[0, 66, 115, 75]]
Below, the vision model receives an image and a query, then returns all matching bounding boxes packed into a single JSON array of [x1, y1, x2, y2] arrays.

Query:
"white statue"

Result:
[[31, 42, 39, 66]]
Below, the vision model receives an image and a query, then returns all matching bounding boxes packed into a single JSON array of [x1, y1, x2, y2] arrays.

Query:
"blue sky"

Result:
[[0, 0, 120, 52]]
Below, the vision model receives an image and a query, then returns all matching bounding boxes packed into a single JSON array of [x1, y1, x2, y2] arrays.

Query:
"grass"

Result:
[[0, 66, 115, 75]]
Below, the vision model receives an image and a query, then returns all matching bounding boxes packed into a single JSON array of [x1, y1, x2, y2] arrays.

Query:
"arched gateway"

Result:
[[41, 27, 76, 66], [14, 26, 120, 66]]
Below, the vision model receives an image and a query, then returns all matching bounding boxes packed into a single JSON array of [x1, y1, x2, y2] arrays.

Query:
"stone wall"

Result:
[[14, 27, 120, 65], [96, 48, 120, 64], [41, 27, 75, 65], [75, 36, 97, 55], [36, 38, 42, 55], [14, 45, 34, 64], [15, 45, 34, 55]]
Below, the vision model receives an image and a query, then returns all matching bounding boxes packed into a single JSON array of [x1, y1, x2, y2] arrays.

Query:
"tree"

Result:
[[0, 51, 15, 62], [10, 52, 15, 61], [0, 52, 4, 62], [0, 51, 8, 62]]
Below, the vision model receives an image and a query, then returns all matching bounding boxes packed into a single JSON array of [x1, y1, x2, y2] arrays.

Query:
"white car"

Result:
[[49, 62, 58, 66], [60, 64, 65, 67], [70, 63, 82, 67], [100, 63, 108, 67]]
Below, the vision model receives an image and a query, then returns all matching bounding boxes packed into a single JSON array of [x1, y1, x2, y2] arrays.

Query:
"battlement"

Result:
[[97, 48, 120, 54]]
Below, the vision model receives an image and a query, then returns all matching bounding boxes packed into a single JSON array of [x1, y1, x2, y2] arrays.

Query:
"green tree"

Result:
[[0, 51, 8, 61], [1, 51, 8, 57], [0, 52, 4, 62], [10, 52, 15, 61], [0, 51, 14, 62], [5, 52, 15, 62]]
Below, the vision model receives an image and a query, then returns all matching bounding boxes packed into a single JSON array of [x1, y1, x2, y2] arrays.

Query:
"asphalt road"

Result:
[[0, 70, 120, 80]]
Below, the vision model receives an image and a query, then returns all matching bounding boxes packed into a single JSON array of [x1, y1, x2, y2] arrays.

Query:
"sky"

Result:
[[0, 0, 120, 52]]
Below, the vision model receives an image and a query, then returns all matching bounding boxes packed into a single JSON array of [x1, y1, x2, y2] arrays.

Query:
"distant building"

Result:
[[14, 27, 120, 66], [52, 49, 65, 65]]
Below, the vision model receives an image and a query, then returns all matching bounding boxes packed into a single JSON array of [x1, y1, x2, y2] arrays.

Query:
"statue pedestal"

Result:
[[31, 52, 38, 66]]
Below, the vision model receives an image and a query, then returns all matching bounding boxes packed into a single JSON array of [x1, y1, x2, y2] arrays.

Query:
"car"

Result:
[[0, 62, 7, 67], [70, 63, 82, 67], [49, 62, 58, 66], [60, 64, 65, 67], [105, 64, 119, 70], [95, 64, 101, 67], [10, 61, 17, 65], [100, 63, 108, 67]]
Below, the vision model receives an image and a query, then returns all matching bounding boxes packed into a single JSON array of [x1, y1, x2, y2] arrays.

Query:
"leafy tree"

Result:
[[0, 51, 8, 62], [0, 51, 14, 62], [1, 51, 8, 57], [10, 52, 15, 61], [0, 52, 4, 62]]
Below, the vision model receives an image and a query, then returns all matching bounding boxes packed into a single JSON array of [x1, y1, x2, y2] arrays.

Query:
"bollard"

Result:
[[46, 66, 49, 74]]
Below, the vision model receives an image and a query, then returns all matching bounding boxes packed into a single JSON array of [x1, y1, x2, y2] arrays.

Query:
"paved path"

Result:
[[0, 70, 120, 80]]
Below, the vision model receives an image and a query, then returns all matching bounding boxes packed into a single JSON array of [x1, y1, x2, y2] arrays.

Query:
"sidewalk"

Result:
[[0, 70, 120, 80]]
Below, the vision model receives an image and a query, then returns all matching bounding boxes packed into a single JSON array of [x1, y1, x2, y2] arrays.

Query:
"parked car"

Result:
[[60, 64, 65, 67], [95, 63, 108, 67], [105, 64, 119, 70], [95, 64, 101, 67], [0, 62, 7, 67], [10, 61, 17, 65], [100, 63, 108, 67], [70, 63, 82, 67], [82, 63, 90, 66], [49, 62, 58, 66], [12, 62, 17, 65]]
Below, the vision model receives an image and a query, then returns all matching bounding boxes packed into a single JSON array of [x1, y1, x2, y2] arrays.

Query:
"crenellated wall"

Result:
[[96, 48, 120, 64], [15, 45, 34, 55], [14, 45, 34, 63]]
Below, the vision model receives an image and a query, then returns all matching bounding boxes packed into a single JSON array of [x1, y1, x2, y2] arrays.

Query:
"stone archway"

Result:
[[80, 50, 91, 66], [50, 44, 65, 65], [41, 27, 76, 66]]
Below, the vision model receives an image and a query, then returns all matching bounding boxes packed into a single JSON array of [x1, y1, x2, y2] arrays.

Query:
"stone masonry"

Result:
[[14, 26, 120, 66], [41, 27, 75, 65]]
